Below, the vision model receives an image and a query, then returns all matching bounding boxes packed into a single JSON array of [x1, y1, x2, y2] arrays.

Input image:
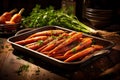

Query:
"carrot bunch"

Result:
[[15, 30, 104, 62], [0, 8, 24, 24]]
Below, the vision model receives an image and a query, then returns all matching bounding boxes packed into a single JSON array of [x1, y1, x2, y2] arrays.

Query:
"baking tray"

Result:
[[7, 26, 115, 71]]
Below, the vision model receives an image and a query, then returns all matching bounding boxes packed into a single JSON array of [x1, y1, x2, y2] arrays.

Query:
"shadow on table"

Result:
[[13, 49, 120, 80], [13, 49, 76, 79]]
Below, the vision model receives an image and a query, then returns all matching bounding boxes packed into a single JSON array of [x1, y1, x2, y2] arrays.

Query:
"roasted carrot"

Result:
[[41, 39, 65, 52], [55, 53, 73, 60], [40, 33, 68, 52], [26, 36, 54, 50], [48, 32, 82, 56], [15, 36, 48, 45], [37, 32, 68, 52], [0, 9, 17, 24], [55, 37, 93, 60], [27, 30, 65, 39], [91, 45, 104, 50], [10, 8, 24, 23], [54, 42, 79, 60], [54, 40, 80, 55], [37, 44, 48, 52], [37, 33, 68, 52], [68, 31, 76, 36], [64, 37, 93, 57], [64, 45, 103, 62], [25, 42, 37, 48]]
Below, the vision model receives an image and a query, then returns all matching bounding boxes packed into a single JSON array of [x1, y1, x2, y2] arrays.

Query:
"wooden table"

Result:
[[0, 34, 120, 80]]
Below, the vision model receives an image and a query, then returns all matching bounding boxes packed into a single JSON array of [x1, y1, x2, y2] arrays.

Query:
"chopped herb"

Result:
[[51, 35, 56, 39], [16, 64, 29, 75], [63, 35, 68, 39], [92, 40, 96, 45], [5, 45, 9, 48], [67, 35, 71, 38], [8, 48, 13, 51], [35, 67, 40, 75], [72, 48, 76, 53], [37, 40, 43, 45]]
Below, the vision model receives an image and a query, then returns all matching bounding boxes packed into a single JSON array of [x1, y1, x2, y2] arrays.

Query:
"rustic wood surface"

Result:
[[0, 35, 120, 80]]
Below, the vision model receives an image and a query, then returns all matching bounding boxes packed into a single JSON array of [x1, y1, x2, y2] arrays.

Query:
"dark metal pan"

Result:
[[7, 26, 115, 71]]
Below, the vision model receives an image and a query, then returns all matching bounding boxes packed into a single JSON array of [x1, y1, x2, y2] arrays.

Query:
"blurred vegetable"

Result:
[[22, 4, 120, 41], [22, 4, 97, 34], [0, 8, 24, 25], [0, 9, 17, 24], [9, 8, 24, 24]]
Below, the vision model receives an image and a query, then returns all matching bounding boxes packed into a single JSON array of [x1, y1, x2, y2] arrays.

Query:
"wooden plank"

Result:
[[0, 38, 67, 80]]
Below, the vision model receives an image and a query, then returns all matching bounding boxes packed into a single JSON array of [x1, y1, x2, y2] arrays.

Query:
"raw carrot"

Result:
[[64, 45, 103, 62], [10, 8, 24, 23], [27, 30, 65, 39], [48, 32, 82, 56], [0, 8, 17, 24], [15, 36, 47, 45]]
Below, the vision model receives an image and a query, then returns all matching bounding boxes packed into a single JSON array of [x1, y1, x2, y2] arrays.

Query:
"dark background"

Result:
[[0, 0, 120, 27], [0, 0, 62, 16]]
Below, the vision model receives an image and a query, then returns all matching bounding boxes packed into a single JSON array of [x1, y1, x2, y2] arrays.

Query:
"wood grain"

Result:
[[0, 38, 120, 80]]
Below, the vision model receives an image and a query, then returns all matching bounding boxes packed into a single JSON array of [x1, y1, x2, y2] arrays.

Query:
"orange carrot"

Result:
[[27, 30, 65, 39], [15, 36, 47, 45], [54, 40, 80, 55], [37, 33, 68, 52], [0, 8, 17, 24], [10, 8, 24, 23], [25, 42, 37, 48], [55, 37, 93, 60], [0, 16, 6, 24], [41, 39, 65, 52], [64, 45, 103, 62], [5, 21, 15, 24], [68, 31, 76, 36], [48, 32, 82, 56], [26, 36, 54, 50], [55, 53, 73, 60], [64, 37, 93, 57]]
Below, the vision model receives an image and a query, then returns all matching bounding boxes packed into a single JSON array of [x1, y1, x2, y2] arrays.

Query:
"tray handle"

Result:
[[15, 28, 33, 36], [80, 50, 110, 63]]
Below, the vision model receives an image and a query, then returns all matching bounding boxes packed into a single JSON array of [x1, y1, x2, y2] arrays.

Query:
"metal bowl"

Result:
[[84, 8, 113, 27], [86, 8, 113, 14]]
